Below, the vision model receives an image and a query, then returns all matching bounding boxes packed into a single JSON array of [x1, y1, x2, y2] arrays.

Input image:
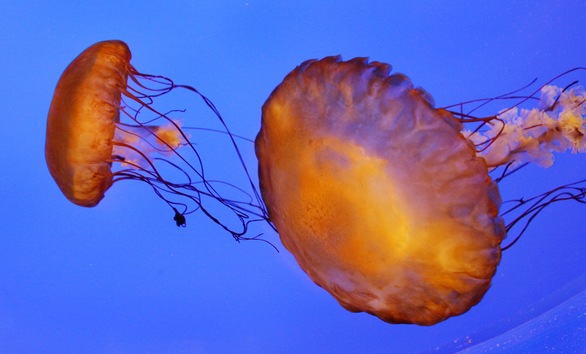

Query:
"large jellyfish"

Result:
[[256, 57, 586, 325], [45, 40, 270, 240]]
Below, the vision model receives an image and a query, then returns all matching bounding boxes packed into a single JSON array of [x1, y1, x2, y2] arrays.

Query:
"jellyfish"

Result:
[[45, 40, 271, 241], [255, 57, 586, 325]]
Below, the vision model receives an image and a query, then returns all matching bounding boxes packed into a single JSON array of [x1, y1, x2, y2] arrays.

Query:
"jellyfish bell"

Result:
[[256, 56, 506, 325], [46, 40, 131, 206], [256, 57, 586, 325], [46, 40, 270, 240]]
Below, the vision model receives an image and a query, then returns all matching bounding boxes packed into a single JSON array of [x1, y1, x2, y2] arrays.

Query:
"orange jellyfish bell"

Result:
[[256, 56, 506, 325], [46, 40, 131, 207]]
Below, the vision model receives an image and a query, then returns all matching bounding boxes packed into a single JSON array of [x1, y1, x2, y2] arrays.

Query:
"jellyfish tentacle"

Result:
[[500, 179, 586, 250], [122, 69, 271, 224]]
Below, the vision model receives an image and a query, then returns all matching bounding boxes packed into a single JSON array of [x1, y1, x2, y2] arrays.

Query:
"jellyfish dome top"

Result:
[[46, 40, 270, 240], [46, 40, 130, 206], [256, 57, 586, 325]]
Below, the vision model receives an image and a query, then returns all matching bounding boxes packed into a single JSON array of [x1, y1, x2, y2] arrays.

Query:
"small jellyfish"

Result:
[[45, 40, 270, 240]]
